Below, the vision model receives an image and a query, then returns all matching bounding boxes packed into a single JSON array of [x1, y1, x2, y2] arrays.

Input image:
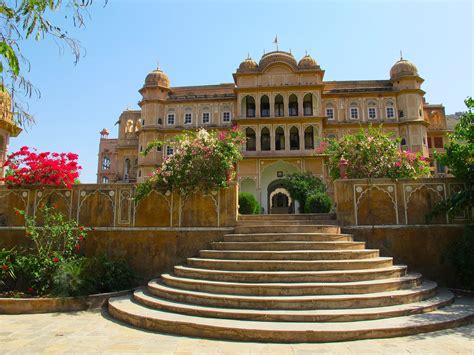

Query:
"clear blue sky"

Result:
[[10, 0, 473, 182]]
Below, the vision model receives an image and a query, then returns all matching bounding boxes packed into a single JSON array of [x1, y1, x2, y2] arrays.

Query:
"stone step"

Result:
[[108, 294, 474, 342], [236, 220, 339, 226], [234, 225, 341, 234], [212, 241, 366, 251], [132, 287, 455, 322], [174, 265, 408, 283], [147, 279, 437, 310], [159, 273, 422, 296], [224, 233, 353, 242], [187, 257, 394, 271], [238, 213, 337, 221], [198, 249, 380, 260]]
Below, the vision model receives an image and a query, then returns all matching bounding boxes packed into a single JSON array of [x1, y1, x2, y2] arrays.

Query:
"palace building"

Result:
[[97, 50, 450, 213], [0, 89, 22, 180]]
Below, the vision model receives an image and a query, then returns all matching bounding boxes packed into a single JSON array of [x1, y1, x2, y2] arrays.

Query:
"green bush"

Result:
[[52, 258, 92, 297], [282, 171, 327, 213], [447, 225, 474, 291], [239, 192, 260, 214], [304, 192, 332, 213]]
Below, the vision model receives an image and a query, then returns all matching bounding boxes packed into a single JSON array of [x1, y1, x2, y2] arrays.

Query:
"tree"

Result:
[[282, 171, 327, 213], [432, 97, 474, 220], [0, 0, 106, 126]]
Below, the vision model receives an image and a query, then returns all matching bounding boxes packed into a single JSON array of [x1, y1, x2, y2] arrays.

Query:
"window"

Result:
[[304, 126, 314, 149], [274, 95, 284, 117], [138, 170, 142, 178], [350, 107, 359, 119], [156, 144, 162, 152], [245, 128, 256, 151], [427, 137, 432, 148], [326, 108, 334, 119], [167, 114, 175, 125], [303, 94, 313, 116], [102, 176, 109, 184], [434, 137, 443, 148], [436, 162, 445, 174], [243, 96, 255, 117], [327, 134, 337, 140], [184, 113, 192, 124], [223, 111, 231, 122], [166, 146, 174, 156], [386, 107, 395, 119], [202, 112, 210, 124], [140, 146, 143, 152], [158, 118, 163, 125], [401, 138, 407, 146], [290, 126, 299, 150], [275, 127, 285, 150], [260, 95, 270, 117], [368, 107, 377, 120], [261, 127, 271, 151], [102, 156, 111, 170], [399, 110, 404, 118], [289, 94, 298, 116]]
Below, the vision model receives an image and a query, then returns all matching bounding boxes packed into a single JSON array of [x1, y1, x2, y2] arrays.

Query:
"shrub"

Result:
[[52, 258, 92, 297], [239, 192, 260, 214], [86, 254, 135, 294], [322, 125, 430, 180], [282, 171, 327, 213], [304, 192, 332, 213], [0, 146, 81, 188], [136, 127, 245, 201], [446, 225, 474, 291]]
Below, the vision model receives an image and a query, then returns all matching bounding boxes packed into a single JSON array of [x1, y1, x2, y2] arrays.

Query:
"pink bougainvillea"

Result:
[[0, 146, 81, 188]]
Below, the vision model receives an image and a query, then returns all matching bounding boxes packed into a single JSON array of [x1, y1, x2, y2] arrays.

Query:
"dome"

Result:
[[144, 67, 170, 88], [390, 58, 419, 80], [298, 54, 318, 69], [238, 57, 258, 72], [258, 51, 298, 71]]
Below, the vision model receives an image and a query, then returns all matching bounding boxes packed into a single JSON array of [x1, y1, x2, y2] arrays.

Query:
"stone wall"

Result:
[[0, 183, 238, 228], [334, 178, 468, 226]]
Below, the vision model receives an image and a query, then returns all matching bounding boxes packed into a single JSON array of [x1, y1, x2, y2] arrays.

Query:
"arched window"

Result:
[[290, 126, 299, 150], [124, 158, 131, 180], [274, 95, 284, 117], [289, 94, 298, 116], [303, 94, 313, 116], [260, 95, 270, 117], [261, 127, 271, 151], [367, 101, 377, 120], [245, 128, 256, 151], [102, 156, 111, 170], [304, 126, 314, 149], [275, 127, 285, 150], [401, 138, 407, 146], [157, 118, 163, 125], [242, 96, 255, 118], [102, 176, 109, 184]]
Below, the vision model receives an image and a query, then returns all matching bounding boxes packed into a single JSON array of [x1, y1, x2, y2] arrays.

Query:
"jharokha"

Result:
[[96, 51, 450, 213]]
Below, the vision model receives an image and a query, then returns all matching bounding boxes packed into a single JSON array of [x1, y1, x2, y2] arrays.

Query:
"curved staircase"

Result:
[[108, 214, 474, 342]]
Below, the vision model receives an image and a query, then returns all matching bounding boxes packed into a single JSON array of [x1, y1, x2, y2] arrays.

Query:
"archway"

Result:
[[267, 179, 294, 214]]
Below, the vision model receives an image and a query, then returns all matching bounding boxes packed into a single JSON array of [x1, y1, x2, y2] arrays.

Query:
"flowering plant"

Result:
[[136, 127, 245, 200], [1, 146, 81, 188], [321, 126, 430, 180]]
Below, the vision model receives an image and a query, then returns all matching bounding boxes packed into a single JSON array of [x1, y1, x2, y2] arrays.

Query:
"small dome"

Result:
[[238, 57, 258, 72], [100, 128, 109, 137], [390, 58, 419, 80], [144, 67, 170, 88], [298, 54, 318, 69]]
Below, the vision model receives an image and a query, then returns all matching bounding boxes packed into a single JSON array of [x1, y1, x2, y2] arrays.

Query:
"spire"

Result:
[[400, 50, 403, 60], [273, 35, 278, 51]]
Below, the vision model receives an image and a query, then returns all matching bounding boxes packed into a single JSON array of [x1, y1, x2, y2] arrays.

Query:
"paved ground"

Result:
[[0, 309, 473, 354]]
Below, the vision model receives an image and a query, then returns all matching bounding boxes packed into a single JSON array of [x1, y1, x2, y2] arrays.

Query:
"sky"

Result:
[[8, 0, 474, 183]]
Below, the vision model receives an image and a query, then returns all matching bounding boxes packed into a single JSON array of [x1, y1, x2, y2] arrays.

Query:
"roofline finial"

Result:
[[400, 50, 403, 60], [305, 49, 308, 56]]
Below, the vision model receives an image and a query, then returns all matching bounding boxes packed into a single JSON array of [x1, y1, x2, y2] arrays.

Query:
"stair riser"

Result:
[[187, 258, 394, 271], [107, 302, 474, 343], [238, 214, 336, 221], [133, 292, 453, 323], [236, 220, 338, 226], [147, 284, 436, 310], [224, 235, 353, 242], [174, 267, 407, 283], [161, 277, 421, 296], [198, 250, 380, 260], [212, 242, 366, 251], [234, 226, 341, 234]]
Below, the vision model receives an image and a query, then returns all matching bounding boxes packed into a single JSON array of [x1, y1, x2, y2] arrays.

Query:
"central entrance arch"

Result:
[[267, 179, 294, 214]]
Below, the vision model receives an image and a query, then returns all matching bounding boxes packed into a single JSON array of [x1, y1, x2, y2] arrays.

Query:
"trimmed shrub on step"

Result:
[[304, 192, 332, 213], [239, 192, 260, 214]]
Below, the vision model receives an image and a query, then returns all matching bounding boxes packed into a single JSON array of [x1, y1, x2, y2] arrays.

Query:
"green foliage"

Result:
[[304, 192, 332, 213], [446, 225, 474, 291], [282, 171, 326, 213], [432, 97, 474, 220], [86, 254, 135, 294], [135, 128, 245, 201], [0, 247, 17, 289], [52, 258, 91, 297], [238, 192, 260, 215], [0, 0, 106, 126], [323, 125, 430, 180]]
